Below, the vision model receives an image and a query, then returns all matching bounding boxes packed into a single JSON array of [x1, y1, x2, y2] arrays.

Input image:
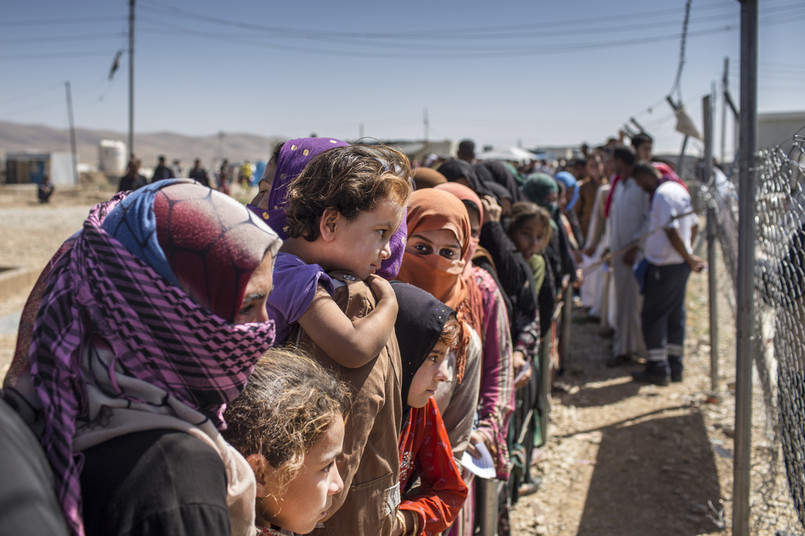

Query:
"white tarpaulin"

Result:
[[476, 146, 540, 164]]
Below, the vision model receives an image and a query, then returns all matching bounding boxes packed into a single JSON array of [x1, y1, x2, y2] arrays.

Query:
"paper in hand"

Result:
[[462, 440, 496, 479]]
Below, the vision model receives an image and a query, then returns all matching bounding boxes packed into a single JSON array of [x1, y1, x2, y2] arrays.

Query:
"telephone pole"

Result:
[[128, 0, 135, 158]]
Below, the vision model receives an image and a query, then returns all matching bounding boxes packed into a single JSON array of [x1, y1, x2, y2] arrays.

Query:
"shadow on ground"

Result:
[[576, 410, 722, 535]]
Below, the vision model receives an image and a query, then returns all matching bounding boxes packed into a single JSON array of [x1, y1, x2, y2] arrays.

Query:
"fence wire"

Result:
[[706, 129, 805, 534]]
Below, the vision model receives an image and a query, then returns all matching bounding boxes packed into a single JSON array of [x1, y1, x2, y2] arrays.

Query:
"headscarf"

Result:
[[653, 161, 689, 197], [247, 137, 349, 239], [474, 163, 512, 204], [248, 137, 408, 279], [554, 171, 579, 210], [412, 167, 447, 189], [391, 281, 455, 417], [521, 173, 559, 207], [502, 161, 526, 186], [481, 160, 526, 202], [435, 182, 483, 278], [21, 180, 281, 536], [396, 188, 482, 382], [437, 159, 493, 197], [604, 175, 621, 218]]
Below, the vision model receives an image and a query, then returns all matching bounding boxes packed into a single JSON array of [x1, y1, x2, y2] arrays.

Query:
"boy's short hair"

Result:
[[612, 144, 636, 167], [633, 161, 661, 180], [285, 145, 412, 241], [631, 133, 653, 150]]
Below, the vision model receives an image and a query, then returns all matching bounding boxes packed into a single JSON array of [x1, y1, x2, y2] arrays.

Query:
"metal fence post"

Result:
[[733, 1, 758, 534], [703, 93, 719, 393]]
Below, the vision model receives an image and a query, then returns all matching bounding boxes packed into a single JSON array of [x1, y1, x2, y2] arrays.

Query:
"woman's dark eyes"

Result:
[[439, 249, 456, 258]]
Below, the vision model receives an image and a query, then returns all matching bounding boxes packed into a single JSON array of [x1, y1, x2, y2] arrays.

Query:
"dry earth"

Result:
[[0, 184, 800, 535]]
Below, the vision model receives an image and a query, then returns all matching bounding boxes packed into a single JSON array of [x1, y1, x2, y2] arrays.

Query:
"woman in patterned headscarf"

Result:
[[4, 180, 282, 536]]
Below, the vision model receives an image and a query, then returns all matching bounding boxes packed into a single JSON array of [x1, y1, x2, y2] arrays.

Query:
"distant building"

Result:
[[758, 111, 805, 154], [4, 152, 76, 185], [357, 139, 456, 164]]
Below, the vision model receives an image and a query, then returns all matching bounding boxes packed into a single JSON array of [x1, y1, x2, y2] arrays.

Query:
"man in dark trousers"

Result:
[[630, 162, 704, 385]]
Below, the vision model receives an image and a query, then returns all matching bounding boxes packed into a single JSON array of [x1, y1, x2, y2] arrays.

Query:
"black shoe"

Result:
[[606, 354, 631, 367], [668, 355, 683, 382], [631, 363, 670, 386]]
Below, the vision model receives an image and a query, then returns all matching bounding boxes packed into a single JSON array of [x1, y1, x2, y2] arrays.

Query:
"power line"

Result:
[[0, 33, 125, 45], [138, 0, 743, 41], [0, 15, 121, 26], [0, 50, 110, 60]]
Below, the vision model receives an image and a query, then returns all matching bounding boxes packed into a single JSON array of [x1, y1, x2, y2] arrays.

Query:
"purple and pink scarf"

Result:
[[16, 180, 280, 536]]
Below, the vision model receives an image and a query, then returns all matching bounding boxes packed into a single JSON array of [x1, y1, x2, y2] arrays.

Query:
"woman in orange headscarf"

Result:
[[396, 188, 514, 535]]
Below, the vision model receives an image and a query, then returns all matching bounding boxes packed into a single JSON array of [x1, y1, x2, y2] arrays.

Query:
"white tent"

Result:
[[476, 146, 540, 164]]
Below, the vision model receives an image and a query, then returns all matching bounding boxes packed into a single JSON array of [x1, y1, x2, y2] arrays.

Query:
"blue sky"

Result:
[[1, 0, 803, 159]]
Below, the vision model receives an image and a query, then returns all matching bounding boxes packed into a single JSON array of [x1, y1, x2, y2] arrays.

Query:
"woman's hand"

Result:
[[513, 351, 532, 389], [481, 195, 502, 224], [466, 429, 493, 459]]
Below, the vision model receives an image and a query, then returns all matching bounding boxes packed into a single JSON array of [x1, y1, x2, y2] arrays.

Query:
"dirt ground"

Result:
[[0, 184, 798, 535]]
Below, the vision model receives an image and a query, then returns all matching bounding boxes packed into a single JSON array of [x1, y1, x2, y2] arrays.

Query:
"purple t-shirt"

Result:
[[266, 252, 335, 344]]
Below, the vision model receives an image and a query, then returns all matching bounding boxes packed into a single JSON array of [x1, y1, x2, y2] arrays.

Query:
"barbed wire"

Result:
[[669, 0, 693, 101]]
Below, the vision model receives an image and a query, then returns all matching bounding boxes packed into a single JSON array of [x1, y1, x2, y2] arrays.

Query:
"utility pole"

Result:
[[423, 108, 429, 142], [65, 81, 79, 184], [720, 57, 729, 164], [128, 0, 135, 158], [218, 130, 225, 163]]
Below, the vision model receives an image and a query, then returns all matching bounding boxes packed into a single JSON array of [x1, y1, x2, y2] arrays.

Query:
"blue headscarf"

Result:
[[554, 171, 579, 211]]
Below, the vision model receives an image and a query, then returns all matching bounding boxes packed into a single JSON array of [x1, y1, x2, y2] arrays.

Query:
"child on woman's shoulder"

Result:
[[267, 144, 412, 368]]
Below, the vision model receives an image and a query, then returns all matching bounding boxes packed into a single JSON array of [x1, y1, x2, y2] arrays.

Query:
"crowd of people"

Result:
[[117, 154, 251, 194], [1, 132, 702, 536]]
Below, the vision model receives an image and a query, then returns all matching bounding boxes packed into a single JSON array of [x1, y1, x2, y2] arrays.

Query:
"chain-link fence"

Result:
[[706, 129, 805, 534]]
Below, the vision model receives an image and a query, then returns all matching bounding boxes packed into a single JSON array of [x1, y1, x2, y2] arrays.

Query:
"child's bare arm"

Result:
[[297, 275, 398, 368]]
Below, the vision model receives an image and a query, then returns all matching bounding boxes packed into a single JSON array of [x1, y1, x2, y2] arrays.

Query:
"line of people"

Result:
[[1, 132, 701, 536], [117, 154, 245, 195]]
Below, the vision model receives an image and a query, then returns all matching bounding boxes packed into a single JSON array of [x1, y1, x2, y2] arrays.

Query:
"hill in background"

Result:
[[0, 120, 286, 173]]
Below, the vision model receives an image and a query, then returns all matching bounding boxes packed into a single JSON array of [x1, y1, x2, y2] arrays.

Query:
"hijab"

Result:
[[482, 160, 526, 201], [412, 167, 447, 189], [397, 188, 482, 381], [437, 159, 494, 197], [17, 180, 282, 536], [435, 182, 483, 277], [554, 171, 579, 210], [248, 137, 407, 279], [248, 137, 349, 239], [522, 173, 559, 207], [391, 281, 455, 418]]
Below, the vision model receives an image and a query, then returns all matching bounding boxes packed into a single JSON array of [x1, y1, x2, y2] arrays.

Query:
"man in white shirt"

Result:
[[630, 162, 704, 385]]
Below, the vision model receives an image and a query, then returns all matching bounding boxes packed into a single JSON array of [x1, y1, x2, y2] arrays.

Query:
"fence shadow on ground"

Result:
[[576, 411, 722, 535], [556, 378, 642, 408]]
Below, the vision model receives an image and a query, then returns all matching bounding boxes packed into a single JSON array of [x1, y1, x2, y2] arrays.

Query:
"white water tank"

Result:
[[98, 139, 127, 176]]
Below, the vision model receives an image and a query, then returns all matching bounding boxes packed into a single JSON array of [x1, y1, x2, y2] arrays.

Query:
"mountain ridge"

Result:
[[0, 120, 287, 173]]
